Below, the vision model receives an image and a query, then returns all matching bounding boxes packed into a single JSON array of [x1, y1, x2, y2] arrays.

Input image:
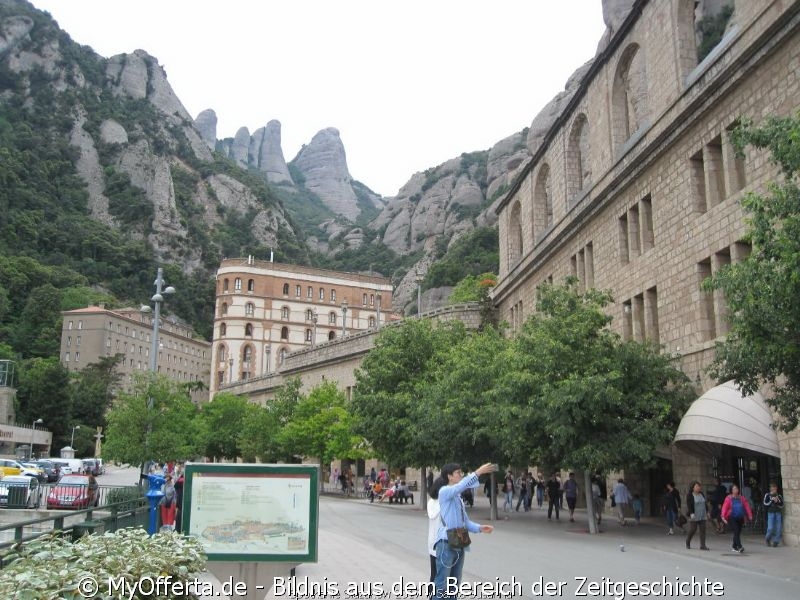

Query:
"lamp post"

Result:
[[140, 268, 175, 376], [341, 300, 348, 337], [70, 425, 80, 449], [229, 357, 234, 383], [29, 418, 43, 460], [415, 270, 424, 317], [311, 310, 318, 347], [376, 293, 382, 329]]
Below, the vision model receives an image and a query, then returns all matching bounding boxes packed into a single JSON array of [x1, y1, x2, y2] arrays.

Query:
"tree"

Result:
[[278, 381, 364, 484], [498, 281, 693, 533], [197, 392, 250, 461], [352, 319, 468, 468], [708, 113, 800, 430], [104, 375, 200, 466], [70, 354, 123, 428], [238, 403, 280, 463], [16, 357, 72, 450]]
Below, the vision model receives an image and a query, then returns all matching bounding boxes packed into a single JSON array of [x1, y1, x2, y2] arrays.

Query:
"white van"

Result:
[[51, 458, 84, 476]]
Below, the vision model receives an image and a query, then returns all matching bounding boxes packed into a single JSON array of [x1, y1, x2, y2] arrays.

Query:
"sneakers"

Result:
[[668, 529, 674, 535], [773, 542, 779, 548], [738, 547, 745, 553], [766, 539, 771, 547], [731, 546, 743, 553], [700, 546, 710, 551]]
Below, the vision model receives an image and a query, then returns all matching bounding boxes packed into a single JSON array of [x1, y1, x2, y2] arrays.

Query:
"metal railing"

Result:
[[0, 482, 133, 510]]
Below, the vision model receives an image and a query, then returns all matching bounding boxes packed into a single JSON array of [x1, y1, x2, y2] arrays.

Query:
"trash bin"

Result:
[[7, 484, 28, 509], [72, 520, 105, 541]]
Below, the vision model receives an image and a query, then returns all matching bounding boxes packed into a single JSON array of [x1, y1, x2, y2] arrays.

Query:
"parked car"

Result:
[[0, 459, 22, 476], [34, 460, 60, 483], [46, 475, 98, 510], [81, 459, 99, 476], [0, 476, 41, 508], [20, 462, 46, 483], [50, 460, 73, 476], [95, 458, 106, 474]]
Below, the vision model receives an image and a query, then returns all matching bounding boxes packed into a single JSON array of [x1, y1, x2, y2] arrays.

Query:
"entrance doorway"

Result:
[[647, 457, 673, 517]]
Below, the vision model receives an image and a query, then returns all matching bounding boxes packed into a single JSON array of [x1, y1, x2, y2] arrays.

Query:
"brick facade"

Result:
[[495, 0, 800, 544]]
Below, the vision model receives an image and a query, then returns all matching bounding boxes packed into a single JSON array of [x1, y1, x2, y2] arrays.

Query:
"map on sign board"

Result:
[[185, 467, 316, 560]]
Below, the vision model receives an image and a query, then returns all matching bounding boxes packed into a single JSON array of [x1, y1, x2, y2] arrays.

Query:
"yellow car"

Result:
[[0, 459, 23, 476]]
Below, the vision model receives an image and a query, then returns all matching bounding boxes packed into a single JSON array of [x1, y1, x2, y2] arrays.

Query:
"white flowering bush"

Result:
[[0, 528, 207, 599]]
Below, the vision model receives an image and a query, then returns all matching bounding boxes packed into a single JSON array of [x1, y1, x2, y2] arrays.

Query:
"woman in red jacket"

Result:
[[721, 483, 753, 553]]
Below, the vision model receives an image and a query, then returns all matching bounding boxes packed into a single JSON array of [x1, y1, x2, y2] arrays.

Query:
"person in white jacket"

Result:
[[612, 479, 632, 525], [427, 475, 443, 581]]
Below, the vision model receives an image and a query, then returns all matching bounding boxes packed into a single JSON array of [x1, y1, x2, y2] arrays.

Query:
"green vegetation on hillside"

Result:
[[424, 226, 499, 290]]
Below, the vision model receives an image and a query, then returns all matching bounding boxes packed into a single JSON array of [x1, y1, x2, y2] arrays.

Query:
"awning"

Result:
[[673, 381, 780, 458]]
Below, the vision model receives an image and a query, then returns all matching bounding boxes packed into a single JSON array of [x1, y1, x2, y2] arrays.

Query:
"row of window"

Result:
[[221, 278, 253, 293], [622, 287, 660, 344], [697, 241, 751, 343]]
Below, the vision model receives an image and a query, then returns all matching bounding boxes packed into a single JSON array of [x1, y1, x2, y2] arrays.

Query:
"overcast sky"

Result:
[[33, 1, 606, 197]]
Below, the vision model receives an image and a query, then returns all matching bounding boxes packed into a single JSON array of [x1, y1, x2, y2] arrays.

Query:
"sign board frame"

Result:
[[183, 463, 319, 562]]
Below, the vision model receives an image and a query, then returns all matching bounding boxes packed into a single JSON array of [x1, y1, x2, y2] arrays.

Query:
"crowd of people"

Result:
[[149, 461, 184, 532]]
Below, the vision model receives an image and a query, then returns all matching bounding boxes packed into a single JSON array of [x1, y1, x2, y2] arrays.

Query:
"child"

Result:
[[763, 482, 784, 547], [632, 493, 643, 525]]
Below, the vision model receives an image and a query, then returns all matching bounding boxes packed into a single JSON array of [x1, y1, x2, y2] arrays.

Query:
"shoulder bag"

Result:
[[442, 498, 472, 549]]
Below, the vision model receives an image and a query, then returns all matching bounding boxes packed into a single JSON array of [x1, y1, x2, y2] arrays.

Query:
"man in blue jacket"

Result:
[[433, 462, 497, 598]]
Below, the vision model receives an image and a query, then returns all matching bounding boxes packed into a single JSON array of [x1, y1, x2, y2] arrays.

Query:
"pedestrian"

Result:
[[546, 473, 561, 521], [160, 474, 177, 531], [721, 483, 753, 553], [432, 462, 497, 599], [174, 467, 185, 533], [685, 481, 710, 551], [87, 474, 99, 507], [515, 474, 528, 512], [427, 475, 443, 582], [632, 494, 643, 525], [370, 467, 377, 483], [524, 473, 534, 511], [502, 471, 515, 513], [763, 482, 784, 548], [662, 481, 682, 535], [612, 479, 632, 525], [591, 477, 604, 526], [708, 476, 727, 534], [563, 472, 579, 522], [556, 473, 564, 509], [535, 475, 545, 509]]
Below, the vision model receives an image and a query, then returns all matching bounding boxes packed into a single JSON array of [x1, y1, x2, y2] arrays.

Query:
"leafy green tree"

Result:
[[239, 403, 280, 463], [449, 273, 496, 303], [353, 319, 468, 468], [498, 282, 693, 532], [15, 357, 72, 450], [197, 392, 250, 461], [279, 381, 365, 482], [708, 113, 800, 430], [11, 284, 64, 358], [104, 375, 200, 466], [69, 354, 123, 428]]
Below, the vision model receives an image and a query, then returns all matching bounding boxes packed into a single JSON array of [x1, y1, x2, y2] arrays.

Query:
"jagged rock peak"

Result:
[[258, 120, 293, 184], [292, 127, 361, 221], [231, 126, 250, 167], [596, 0, 636, 54], [194, 109, 217, 150]]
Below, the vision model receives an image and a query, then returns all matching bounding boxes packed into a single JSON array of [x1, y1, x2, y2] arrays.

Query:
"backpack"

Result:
[[731, 497, 744, 519]]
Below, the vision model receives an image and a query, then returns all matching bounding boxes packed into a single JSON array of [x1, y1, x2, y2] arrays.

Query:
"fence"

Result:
[[0, 481, 132, 510]]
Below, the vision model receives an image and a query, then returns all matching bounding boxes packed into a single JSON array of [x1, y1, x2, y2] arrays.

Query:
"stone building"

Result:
[[494, 0, 800, 543], [59, 305, 211, 403], [210, 258, 394, 393]]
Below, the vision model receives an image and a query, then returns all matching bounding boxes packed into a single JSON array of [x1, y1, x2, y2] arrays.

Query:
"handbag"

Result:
[[442, 498, 472, 549]]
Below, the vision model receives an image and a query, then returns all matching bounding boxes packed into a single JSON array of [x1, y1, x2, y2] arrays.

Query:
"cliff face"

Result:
[[0, 0, 303, 277]]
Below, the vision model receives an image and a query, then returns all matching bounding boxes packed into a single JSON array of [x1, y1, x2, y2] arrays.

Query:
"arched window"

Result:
[[533, 163, 553, 238], [369, 316, 376, 328], [362, 293, 367, 305], [319, 287, 325, 300], [330, 289, 336, 301], [220, 322, 227, 336], [234, 278, 242, 291], [243, 345, 253, 363], [328, 331, 336, 341], [281, 306, 289, 319], [295, 284, 301, 297], [566, 113, 590, 201], [223, 279, 229, 292], [217, 344, 226, 361], [220, 302, 228, 316], [282, 282, 289, 295], [612, 43, 648, 151], [329, 312, 337, 325], [508, 201, 523, 265], [245, 323, 253, 336], [307, 286, 313, 299], [279, 348, 287, 365], [306, 309, 313, 321], [370, 294, 375, 306], [280, 326, 289, 340], [247, 279, 255, 292], [305, 329, 312, 342], [245, 302, 255, 316]]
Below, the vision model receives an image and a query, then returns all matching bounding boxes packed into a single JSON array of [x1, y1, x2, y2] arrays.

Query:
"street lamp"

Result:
[[71, 425, 80, 449], [229, 357, 234, 383], [341, 300, 348, 337], [376, 293, 382, 329], [29, 418, 43, 460], [415, 270, 424, 317], [311, 310, 318, 347], [139, 268, 175, 375]]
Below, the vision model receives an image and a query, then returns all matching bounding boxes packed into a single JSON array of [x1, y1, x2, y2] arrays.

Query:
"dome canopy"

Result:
[[674, 381, 779, 458]]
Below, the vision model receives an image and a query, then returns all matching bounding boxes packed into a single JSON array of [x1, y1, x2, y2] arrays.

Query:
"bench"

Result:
[[388, 491, 414, 505]]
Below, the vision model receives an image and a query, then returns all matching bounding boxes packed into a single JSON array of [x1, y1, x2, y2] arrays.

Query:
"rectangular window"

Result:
[[234, 278, 242, 291], [370, 294, 375, 306], [331, 289, 336, 302], [633, 293, 645, 342], [645, 287, 659, 344], [713, 248, 731, 336], [697, 259, 716, 342], [77, 321, 83, 330], [296, 285, 301, 297], [68, 321, 73, 330], [65, 352, 70, 362], [726, 123, 746, 193], [622, 301, 632, 342], [585, 242, 595, 288], [732, 240, 751, 262], [628, 205, 641, 258], [307, 286, 313, 299], [76, 336, 81, 347], [106, 337, 111, 348], [705, 135, 725, 208], [618, 214, 630, 264], [67, 336, 71, 347], [640, 195, 654, 252], [363, 293, 368, 305], [577, 248, 586, 291], [570, 255, 577, 279], [319, 287, 325, 300], [690, 148, 707, 212], [74, 352, 80, 362]]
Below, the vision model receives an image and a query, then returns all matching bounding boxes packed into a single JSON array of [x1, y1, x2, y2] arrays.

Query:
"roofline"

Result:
[[217, 258, 393, 287], [495, 0, 649, 215]]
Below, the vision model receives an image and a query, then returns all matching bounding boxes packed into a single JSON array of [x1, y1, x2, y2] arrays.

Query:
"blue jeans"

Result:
[[503, 491, 513, 511], [666, 508, 677, 529], [433, 540, 465, 599], [765, 512, 782, 545]]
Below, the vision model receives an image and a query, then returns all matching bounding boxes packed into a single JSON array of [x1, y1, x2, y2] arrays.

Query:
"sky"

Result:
[[32, 1, 606, 197]]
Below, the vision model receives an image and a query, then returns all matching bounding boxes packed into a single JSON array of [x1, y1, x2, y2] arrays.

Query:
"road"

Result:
[[287, 496, 800, 600]]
